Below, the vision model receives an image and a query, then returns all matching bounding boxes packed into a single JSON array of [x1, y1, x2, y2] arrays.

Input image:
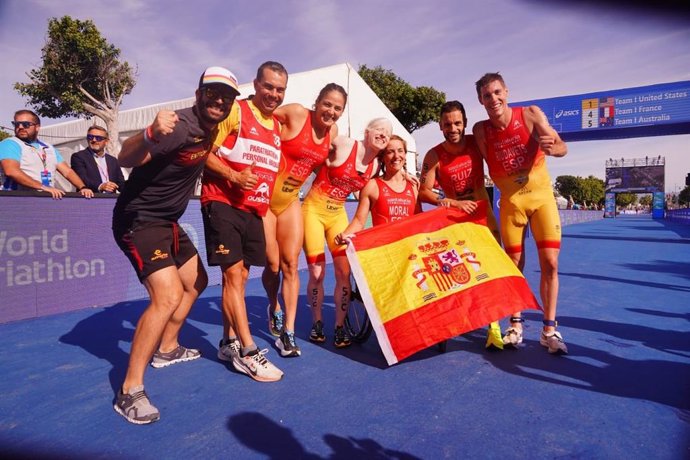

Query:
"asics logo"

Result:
[[555, 109, 579, 118]]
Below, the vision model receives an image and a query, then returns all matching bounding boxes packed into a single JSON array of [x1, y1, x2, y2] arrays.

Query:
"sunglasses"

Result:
[[12, 121, 38, 129], [87, 134, 108, 142], [203, 87, 236, 104]]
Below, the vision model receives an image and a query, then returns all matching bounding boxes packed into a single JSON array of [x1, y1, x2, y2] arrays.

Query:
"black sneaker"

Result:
[[113, 385, 160, 425], [267, 305, 284, 337], [334, 326, 352, 348], [309, 320, 326, 343], [276, 331, 301, 357]]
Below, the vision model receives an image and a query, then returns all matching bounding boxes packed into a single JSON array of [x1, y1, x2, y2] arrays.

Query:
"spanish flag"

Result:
[[346, 202, 540, 365]]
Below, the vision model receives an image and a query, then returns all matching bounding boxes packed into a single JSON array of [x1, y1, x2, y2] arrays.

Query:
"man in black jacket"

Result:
[[71, 125, 126, 193]]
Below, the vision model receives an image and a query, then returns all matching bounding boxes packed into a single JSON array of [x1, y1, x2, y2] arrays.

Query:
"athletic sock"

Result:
[[241, 344, 258, 357]]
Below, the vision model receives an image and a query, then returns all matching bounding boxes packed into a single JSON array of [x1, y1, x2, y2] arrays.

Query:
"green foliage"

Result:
[[14, 16, 135, 119], [554, 175, 580, 201], [679, 186, 690, 207], [358, 65, 445, 133], [638, 194, 652, 207], [554, 175, 605, 205], [580, 175, 605, 205], [0, 129, 10, 142], [616, 192, 637, 207]]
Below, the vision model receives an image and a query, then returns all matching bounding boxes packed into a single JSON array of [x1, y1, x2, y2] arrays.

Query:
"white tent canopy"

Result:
[[39, 63, 416, 190]]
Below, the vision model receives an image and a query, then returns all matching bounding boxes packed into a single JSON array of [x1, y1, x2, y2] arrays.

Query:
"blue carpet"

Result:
[[0, 215, 688, 459]]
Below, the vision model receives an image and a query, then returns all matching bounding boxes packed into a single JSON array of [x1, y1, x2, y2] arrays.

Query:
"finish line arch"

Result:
[[514, 80, 689, 219], [513, 80, 690, 142]]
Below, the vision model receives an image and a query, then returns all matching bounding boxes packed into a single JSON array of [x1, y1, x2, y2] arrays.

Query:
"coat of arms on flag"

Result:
[[346, 202, 540, 365]]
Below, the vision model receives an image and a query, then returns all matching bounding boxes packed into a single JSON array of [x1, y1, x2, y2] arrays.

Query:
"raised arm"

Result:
[[273, 103, 307, 132], [119, 110, 179, 168], [328, 135, 355, 167], [525, 105, 567, 157]]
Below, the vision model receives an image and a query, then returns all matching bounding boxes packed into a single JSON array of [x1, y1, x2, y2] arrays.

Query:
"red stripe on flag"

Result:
[[382, 276, 540, 363]]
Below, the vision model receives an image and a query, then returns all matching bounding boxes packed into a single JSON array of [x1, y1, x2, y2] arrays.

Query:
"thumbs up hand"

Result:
[[236, 161, 258, 190]]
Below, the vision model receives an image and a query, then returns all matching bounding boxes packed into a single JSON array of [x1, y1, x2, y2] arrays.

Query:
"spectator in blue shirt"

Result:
[[0, 109, 93, 199]]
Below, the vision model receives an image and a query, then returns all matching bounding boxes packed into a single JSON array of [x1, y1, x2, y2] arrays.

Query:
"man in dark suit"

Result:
[[71, 125, 126, 193]]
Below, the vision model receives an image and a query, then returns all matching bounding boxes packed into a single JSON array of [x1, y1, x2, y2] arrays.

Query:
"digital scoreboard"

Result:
[[513, 81, 690, 141]]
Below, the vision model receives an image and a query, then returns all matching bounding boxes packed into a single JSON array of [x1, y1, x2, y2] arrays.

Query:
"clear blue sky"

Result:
[[1, 0, 688, 192]]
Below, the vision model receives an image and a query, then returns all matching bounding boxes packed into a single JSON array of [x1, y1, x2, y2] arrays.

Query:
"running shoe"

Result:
[[150, 345, 200, 368], [217, 338, 241, 363], [334, 326, 352, 348], [502, 327, 524, 347], [268, 305, 284, 337], [276, 331, 301, 357], [540, 330, 569, 355], [113, 385, 160, 425], [309, 320, 326, 343], [485, 321, 504, 350], [232, 349, 284, 382]]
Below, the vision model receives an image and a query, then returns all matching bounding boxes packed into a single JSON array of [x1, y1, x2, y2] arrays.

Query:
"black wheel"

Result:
[[344, 277, 373, 343]]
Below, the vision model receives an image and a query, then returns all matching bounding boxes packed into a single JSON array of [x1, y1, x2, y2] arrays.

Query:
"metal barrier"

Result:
[[0, 193, 219, 323], [0, 191, 606, 324], [0, 192, 358, 324], [665, 208, 690, 224], [558, 209, 604, 226]]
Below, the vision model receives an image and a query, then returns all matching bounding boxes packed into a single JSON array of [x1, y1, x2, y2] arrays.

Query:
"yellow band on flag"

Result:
[[346, 202, 540, 365]]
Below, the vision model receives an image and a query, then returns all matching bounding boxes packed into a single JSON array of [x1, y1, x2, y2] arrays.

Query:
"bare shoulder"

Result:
[[524, 105, 548, 123], [524, 104, 560, 138], [421, 147, 439, 168], [329, 123, 339, 139], [471, 121, 486, 137], [332, 135, 355, 150], [361, 176, 379, 196], [274, 103, 308, 125], [472, 122, 488, 146], [328, 135, 356, 166], [275, 102, 307, 116]]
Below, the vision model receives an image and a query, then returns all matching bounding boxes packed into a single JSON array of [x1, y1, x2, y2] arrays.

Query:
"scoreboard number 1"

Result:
[[581, 98, 598, 129]]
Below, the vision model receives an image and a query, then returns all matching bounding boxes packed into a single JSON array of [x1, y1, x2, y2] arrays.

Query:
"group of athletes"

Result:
[[110, 62, 568, 425]]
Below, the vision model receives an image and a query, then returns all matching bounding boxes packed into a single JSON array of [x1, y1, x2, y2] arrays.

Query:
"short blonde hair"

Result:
[[364, 117, 392, 137]]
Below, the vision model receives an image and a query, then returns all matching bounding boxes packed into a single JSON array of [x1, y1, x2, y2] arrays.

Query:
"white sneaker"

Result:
[[540, 330, 568, 355], [232, 349, 284, 382], [502, 327, 523, 347], [217, 338, 240, 362]]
